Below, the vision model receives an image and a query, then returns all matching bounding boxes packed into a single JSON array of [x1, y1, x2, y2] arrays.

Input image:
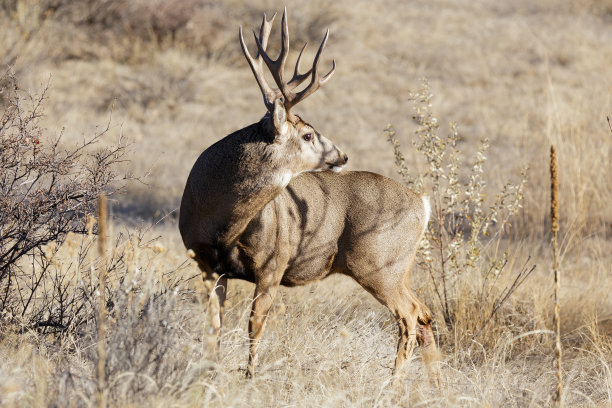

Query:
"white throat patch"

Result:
[[274, 171, 292, 188]]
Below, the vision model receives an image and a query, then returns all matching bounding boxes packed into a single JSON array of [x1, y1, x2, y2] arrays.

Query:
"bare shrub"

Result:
[[1, 1, 342, 68], [386, 79, 533, 345], [0, 70, 128, 331], [0, 0, 198, 38], [51, 231, 207, 406]]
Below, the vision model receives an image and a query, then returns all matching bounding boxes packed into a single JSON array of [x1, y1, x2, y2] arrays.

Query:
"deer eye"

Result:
[[302, 133, 313, 142]]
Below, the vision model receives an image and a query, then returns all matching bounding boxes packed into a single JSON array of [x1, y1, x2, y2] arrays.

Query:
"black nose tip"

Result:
[[343, 154, 348, 163]]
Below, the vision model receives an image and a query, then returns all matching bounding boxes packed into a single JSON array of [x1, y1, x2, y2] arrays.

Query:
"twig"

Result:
[[472, 258, 536, 340], [97, 195, 108, 408]]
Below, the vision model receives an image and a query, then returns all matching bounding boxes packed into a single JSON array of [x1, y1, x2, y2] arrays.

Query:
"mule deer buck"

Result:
[[179, 9, 440, 386]]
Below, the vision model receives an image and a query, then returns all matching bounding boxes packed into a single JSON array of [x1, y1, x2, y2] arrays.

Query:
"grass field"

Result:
[[1, 0, 612, 406]]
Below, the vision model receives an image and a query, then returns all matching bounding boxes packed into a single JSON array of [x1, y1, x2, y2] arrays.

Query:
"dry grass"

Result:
[[1, 0, 612, 406], [2, 233, 612, 406]]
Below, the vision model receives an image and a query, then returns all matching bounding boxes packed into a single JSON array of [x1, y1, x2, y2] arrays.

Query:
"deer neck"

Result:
[[212, 128, 294, 248], [180, 120, 296, 250], [216, 170, 288, 247]]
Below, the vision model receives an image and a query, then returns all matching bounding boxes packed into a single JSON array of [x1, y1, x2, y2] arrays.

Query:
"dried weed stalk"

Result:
[[96, 194, 108, 408], [550, 145, 562, 406]]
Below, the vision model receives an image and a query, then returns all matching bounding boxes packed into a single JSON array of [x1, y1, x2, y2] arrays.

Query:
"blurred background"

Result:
[[2, 0, 611, 235]]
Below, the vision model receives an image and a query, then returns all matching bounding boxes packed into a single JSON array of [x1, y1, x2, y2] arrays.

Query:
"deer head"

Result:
[[239, 9, 347, 179]]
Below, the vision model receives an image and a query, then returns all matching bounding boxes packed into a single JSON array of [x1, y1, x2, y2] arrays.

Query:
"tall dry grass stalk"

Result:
[[97, 194, 108, 408], [550, 145, 562, 406]]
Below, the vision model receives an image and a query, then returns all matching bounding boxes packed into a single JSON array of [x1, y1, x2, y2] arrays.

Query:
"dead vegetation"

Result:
[[1, 0, 612, 406], [0, 70, 128, 333]]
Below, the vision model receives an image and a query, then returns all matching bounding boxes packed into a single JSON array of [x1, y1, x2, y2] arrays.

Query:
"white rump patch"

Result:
[[422, 195, 431, 225]]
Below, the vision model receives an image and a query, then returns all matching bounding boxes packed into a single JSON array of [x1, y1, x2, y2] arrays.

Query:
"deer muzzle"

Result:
[[326, 149, 348, 173]]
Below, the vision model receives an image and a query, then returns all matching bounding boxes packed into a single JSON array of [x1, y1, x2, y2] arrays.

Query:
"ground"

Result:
[[1, 0, 611, 406]]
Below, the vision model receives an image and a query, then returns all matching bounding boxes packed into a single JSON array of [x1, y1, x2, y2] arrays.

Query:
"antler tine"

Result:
[[239, 13, 280, 111], [286, 42, 312, 90], [241, 9, 336, 114], [256, 12, 276, 57], [254, 8, 291, 98], [284, 29, 336, 112]]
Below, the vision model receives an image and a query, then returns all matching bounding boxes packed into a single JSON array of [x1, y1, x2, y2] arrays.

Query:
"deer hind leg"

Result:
[[387, 291, 420, 382], [412, 293, 442, 389], [366, 282, 440, 388], [393, 286, 442, 388], [246, 279, 280, 378]]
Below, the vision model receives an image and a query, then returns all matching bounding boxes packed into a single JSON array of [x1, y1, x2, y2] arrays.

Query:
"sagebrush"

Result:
[[386, 79, 533, 347]]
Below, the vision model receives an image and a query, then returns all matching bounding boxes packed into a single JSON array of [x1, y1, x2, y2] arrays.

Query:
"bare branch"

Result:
[[0, 70, 129, 331]]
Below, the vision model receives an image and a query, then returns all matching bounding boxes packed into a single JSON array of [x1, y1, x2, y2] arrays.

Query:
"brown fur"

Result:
[[179, 9, 440, 387], [180, 145, 440, 385]]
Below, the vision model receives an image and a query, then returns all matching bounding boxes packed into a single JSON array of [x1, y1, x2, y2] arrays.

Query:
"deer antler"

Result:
[[239, 8, 336, 115]]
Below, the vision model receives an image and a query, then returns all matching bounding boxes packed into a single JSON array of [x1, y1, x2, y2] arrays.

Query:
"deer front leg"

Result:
[[208, 275, 228, 342], [246, 279, 280, 378], [193, 249, 228, 351]]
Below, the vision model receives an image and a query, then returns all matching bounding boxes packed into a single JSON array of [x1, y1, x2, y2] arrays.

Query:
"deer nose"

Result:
[[343, 154, 348, 164]]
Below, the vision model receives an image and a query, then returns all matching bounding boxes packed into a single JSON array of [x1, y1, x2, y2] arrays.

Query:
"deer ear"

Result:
[[272, 99, 289, 144]]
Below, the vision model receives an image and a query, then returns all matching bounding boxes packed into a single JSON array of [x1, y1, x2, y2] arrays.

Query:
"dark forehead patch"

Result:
[[289, 114, 314, 131], [299, 119, 314, 130], [288, 113, 302, 124]]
